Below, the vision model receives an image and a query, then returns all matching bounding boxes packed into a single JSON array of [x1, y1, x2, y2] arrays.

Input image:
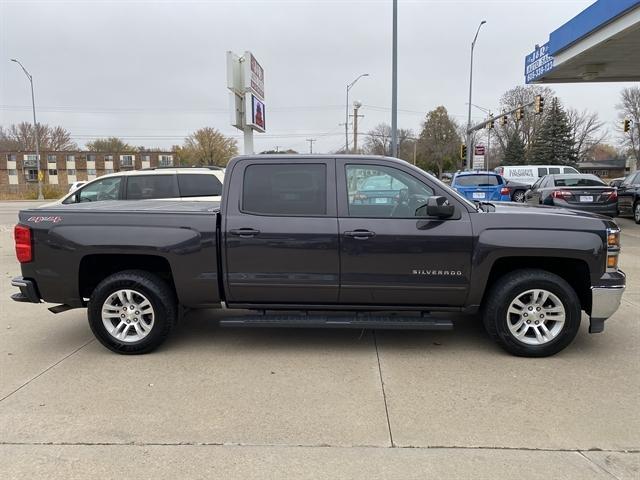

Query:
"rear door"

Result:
[[222, 159, 339, 304], [337, 159, 472, 306]]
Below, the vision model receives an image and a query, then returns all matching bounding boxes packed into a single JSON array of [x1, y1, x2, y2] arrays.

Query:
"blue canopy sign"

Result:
[[524, 43, 554, 84]]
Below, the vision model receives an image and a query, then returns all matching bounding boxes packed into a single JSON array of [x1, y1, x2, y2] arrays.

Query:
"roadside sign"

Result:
[[525, 43, 554, 84], [474, 145, 485, 156], [244, 51, 264, 100], [245, 93, 265, 132], [473, 145, 485, 170], [37, 171, 44, 182]]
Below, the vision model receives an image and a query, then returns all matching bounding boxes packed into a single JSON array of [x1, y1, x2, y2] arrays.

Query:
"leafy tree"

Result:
[[417, 106, 460, 178], [617, 86, 640, 169], [529, 98, 578, 166], [503, 131, 526, 165], [178, 127, 238, 167], [85, 137, 135, 152], [0, 122, 77, 151], [260, 149, 298, 154]]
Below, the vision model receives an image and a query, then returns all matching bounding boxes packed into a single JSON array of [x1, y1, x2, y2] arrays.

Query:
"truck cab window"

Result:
[[242, 164, 327, 215], [346, 165, 433, 217], [65, 177, 123, 203]]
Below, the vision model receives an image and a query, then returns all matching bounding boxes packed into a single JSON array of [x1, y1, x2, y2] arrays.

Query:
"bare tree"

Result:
[[493, 85, 555, 161], [617, 86, 640, 168], [566, 108, 606, 162], [362, 123, 415, 162], [0, 122, 77, 151]]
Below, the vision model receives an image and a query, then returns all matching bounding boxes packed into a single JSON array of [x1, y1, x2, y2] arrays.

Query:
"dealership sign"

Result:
[[246, 94, 265, 132], [226, 51, 266, 134], [525, 43, 554, 84], [244, 52, 265, 100]]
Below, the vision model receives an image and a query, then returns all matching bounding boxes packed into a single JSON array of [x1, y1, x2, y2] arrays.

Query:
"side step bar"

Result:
[[219, 314, 453, 330]]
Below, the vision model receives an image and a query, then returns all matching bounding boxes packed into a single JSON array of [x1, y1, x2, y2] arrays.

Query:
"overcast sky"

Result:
[[0, 0, 635, 154]]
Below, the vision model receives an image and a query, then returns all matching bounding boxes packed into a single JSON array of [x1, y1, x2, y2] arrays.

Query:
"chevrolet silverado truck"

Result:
[[10, 155, 626, 357]]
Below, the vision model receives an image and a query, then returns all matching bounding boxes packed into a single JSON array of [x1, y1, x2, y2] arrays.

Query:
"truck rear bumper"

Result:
[[589, 285, 625, 333], [10, 277, 41, 304]]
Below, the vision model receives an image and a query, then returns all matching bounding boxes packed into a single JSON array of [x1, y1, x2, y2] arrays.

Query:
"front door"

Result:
[[223, 159, 339, 304], [337, 160, 473, 306]]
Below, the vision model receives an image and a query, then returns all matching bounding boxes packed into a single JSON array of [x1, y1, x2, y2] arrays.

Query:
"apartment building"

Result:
[[0, 151, 175, 188]]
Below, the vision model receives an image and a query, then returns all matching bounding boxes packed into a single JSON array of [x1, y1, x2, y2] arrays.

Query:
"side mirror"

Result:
[[416, 196, 454, 218]]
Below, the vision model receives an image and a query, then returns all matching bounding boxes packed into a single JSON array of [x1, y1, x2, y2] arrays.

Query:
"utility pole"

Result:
[[306, 138, 316, 154], [274, 146, 280, 153], [11, 59, 43, 200], [345, 73, 369, 153], [466, 20, 487, 170], [390, 0, 398, 158], [351, 102, 364, 154]]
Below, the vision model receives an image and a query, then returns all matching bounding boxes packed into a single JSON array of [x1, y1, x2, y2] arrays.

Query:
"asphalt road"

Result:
[[1, 201, 638, 479]]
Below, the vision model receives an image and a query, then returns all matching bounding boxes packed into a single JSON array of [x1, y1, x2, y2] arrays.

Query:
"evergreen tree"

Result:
[[503, 131, 526, 165], [529, 97, 578, 165]]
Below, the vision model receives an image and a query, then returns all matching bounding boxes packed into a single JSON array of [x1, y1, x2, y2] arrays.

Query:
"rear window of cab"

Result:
[[454, 174, 501, 186]]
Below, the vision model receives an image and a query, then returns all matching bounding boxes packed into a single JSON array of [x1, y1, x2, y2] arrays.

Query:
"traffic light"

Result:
[[486, 115, 495, 129], [534, 95, 544, 114], [500, 113, 508, 126], [460, 144, 467, 160], [515, 105, 524, 121], [623, 119, 631, 133]]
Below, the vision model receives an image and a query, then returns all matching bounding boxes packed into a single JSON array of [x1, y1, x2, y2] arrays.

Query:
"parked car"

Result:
[[495, 165, 580, 187], [524, 174, 618, 217], [616, 171, 640, 223], [11, 155, 625, 357], [504, 179, 530, 202], [609, 177, 625, 189], [44, 167, 225, 206], [68, 181, 87, 193], [451, 171, 511, 202]]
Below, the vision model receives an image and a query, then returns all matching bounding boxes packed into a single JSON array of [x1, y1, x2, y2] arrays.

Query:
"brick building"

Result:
[[0, 150, 174, 189]]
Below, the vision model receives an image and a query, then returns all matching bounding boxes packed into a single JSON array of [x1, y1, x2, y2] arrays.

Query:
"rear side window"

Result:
[[242, 164, 327, 216], [455, 174, 500, 186], [178, 174, 222, 197], [537, 168, 548, 176], [126, 175, 178, 200], [563, 167, 578, 174], [548, 167, 561, 174]]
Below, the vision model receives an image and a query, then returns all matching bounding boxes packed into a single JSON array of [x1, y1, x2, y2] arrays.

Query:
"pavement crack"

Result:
[[372, 330, 394, 448], [577, 450, 623, 480], [0, 339, 94, 403]]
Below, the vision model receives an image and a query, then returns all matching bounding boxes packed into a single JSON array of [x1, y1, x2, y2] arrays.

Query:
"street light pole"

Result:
[[345, 73, 369, 153], [391, 0, 398, 158], [465, 20, 486, 171], [11, 58, 43, 200]]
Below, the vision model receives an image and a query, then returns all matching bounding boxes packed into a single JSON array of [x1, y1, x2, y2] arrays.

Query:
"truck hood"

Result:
[[486, 201, 612, 220]]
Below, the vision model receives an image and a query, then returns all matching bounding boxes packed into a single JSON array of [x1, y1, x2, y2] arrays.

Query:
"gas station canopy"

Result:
[[525, 0, 640, 84]]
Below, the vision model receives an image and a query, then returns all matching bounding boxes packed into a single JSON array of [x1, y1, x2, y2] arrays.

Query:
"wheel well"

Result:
[[78, 254, 176, 300], [484, 257, 591, 313]]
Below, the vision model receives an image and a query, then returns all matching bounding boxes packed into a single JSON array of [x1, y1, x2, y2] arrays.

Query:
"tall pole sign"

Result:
[[226, 51, 265, 155]]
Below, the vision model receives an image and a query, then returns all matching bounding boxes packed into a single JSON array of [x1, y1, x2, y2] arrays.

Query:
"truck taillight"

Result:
[[14, 225, 32, 263], [500, 187, 510, 195], [551, 190, 572, 199]]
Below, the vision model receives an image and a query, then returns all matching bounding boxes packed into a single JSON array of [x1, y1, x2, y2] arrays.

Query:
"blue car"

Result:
[[451, 171, 511, 202]]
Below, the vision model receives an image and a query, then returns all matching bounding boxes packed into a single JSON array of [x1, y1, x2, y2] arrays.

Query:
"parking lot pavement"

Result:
[[1, 201, 639, 479]]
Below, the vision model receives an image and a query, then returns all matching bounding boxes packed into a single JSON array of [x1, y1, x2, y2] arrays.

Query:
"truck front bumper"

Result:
[[10, 277, 41, 304], [589, 283, 626, 333]]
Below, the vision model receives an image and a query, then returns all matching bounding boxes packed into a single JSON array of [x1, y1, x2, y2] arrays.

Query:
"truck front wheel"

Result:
[[483, 269, 581, 357], [88, 270, 177, 354]]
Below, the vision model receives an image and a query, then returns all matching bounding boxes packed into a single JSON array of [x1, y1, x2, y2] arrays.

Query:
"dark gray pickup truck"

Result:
[[11, 155, 626, 357]]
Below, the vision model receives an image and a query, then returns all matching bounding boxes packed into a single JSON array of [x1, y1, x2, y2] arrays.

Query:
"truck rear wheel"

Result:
[[88, 270, 177, 354], [483, 269, 581, 357]]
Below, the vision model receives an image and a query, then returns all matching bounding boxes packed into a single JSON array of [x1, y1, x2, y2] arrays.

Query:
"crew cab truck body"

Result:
[[11, 155, 626, 357]]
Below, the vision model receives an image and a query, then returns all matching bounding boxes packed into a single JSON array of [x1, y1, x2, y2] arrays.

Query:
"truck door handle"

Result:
[[229, 228, 260, 238], [344, 230, 376, 239]]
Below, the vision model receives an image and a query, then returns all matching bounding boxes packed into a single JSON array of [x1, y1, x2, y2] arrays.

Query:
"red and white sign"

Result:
[[244, 52, 265, 100], [474, 145, 486, 156]]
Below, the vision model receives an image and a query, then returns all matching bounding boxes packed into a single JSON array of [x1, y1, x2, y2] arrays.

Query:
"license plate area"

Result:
[[580, 195, 594, 203], [472, 192, 486, 199]]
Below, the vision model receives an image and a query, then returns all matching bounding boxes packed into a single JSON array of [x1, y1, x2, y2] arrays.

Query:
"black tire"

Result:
[[634, 201, 640, 224], [512, 190, 525, 203], [88, 270, 177, 354], [483, 269, 581, 357]]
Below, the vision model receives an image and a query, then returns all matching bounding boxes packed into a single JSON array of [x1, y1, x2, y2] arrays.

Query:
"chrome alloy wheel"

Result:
[[506, 289, 565, 346], [513, 190, 525, 203], [635, 203, 640, 223], [101, 289, 155, 343]]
